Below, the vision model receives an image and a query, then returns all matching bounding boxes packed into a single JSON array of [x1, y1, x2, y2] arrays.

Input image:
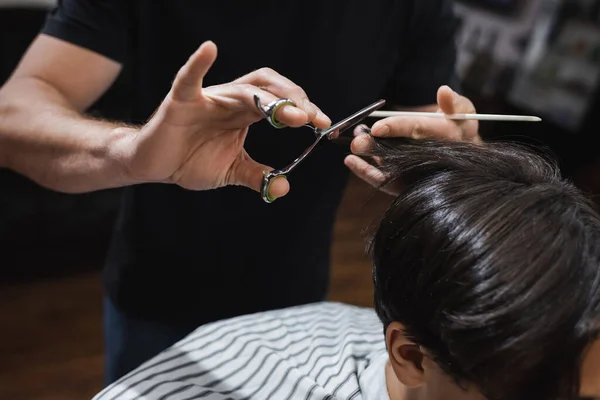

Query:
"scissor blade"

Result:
[[323, 99, 386, 140]]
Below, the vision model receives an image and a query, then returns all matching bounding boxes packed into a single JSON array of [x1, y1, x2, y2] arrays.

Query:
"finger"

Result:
[[344, 155, 387, 188], [229, 152, 290, 199], [171, 41, 218, 101], [437, 85, 480, 141], [235, 67, 331, 129], [205, 84, 312, 128], [251, 88, 311, 128], [350, 134, 375, 155], [352, 124, 371, 137], [265, 176, 290, 199], [437, 85, 476, 115], [371, 116, 463, 141], [311, 103, 332, 128], [245, 86, 315, 128]]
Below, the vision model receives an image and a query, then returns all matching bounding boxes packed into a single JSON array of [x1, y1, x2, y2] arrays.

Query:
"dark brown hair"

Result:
[[369, 138, 600, 400]]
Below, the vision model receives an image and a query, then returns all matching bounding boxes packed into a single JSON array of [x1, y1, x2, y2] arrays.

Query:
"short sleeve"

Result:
[[386, 0, 459, 107], [41, 0, 131, 64]]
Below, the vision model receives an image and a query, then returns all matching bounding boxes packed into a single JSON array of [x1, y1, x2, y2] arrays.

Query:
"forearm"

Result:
[[0, 77, 138, 193]]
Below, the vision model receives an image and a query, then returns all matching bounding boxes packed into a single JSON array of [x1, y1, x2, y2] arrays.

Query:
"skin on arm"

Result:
[[0, 34, 128, 193], [0, 37, 330, 198]]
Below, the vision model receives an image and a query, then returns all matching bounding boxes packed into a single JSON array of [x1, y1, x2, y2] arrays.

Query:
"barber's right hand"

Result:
[[117, 41, 331, 200]]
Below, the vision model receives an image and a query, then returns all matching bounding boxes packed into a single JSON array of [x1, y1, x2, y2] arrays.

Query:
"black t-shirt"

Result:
[[41, 0, 458, 325]]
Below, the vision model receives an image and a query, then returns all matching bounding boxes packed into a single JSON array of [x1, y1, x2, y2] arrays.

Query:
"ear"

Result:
[[386, 322, 426, 388], [580, 340, 600, 396]]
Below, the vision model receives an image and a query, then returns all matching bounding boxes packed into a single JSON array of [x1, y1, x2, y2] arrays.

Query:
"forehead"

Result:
[[581, 340, 600, 397]]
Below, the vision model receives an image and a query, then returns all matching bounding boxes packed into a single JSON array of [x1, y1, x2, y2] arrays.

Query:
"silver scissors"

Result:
[[254, 95, 386, 203]]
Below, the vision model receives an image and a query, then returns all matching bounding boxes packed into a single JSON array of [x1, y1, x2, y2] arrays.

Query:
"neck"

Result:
[[385, 361, 425, 400]]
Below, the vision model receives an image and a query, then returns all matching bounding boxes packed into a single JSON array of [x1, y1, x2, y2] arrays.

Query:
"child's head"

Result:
[[369, 139, 600, 400]]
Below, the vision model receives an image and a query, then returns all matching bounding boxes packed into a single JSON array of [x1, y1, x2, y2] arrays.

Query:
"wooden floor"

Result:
[[0, 176, 391, 400]]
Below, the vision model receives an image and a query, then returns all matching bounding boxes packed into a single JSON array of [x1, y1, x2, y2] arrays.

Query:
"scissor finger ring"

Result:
[[254, 95, 296, 129], [261, 170, 284, 204]]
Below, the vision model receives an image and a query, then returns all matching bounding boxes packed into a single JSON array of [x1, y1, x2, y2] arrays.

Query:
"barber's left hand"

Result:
[[345, 86, 481, 196]]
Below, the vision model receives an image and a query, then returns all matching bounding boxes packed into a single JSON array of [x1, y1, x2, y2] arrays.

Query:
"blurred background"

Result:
[[1, 0, 600, 399]]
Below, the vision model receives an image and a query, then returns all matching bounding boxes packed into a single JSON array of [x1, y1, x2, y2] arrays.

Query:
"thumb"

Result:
[[437, 85, 477, 115], [171, 41, 218, 101], [229, 153, 290, 200], [437, 85, 458, 114]]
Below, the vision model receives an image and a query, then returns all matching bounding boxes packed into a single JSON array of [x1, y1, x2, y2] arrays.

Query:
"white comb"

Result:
[[368, 110, 541, 122]]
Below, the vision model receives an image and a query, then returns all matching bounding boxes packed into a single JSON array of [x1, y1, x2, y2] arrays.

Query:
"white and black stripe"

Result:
[[93, 302, 389, 400]]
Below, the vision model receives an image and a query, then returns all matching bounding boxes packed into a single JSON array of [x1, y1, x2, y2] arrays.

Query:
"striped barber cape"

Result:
[[93, 302, 390, 400]]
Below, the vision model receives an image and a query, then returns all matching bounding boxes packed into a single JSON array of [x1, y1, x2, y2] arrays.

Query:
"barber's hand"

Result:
[[120, 41, 330, 200], [344, 86, 481, 196]]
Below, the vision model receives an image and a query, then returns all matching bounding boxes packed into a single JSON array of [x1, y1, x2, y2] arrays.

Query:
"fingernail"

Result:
[[344, 156, 356, 168], [359, 135, 370, 146], [353, 135, 370, 153], [373, 124, 389, 136], [319, 111, 332, 126]]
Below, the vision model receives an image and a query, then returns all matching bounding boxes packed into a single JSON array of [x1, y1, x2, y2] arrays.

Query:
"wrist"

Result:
[[107, 126, 144, 187]]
